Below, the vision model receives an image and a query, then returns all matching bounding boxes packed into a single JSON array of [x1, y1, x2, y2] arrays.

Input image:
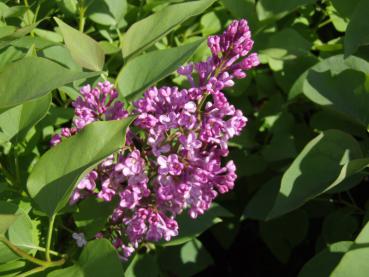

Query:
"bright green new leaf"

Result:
[[117, 39, 204, 100], [122, 0, 216, 59], [49, 239, 123, 277], [0, 94, 51, 143], [344, 0, 369, 56], [27, 117, 135, 217], [268, 130, 362, 219], [55, 17, 105, 71], [0, 57, 100, 110]]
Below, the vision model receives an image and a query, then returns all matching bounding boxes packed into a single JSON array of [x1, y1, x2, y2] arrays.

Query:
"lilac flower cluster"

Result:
[[51, 19, 259, 260]]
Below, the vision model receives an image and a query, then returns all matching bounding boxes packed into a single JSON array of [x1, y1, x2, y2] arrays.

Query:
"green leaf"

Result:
[[27, 117, 135, 217], [331, 221, 369, 276], [322, 209, 360, 244], [0, 202, 37, 263], [331, 0, 361, 18], [325, 158, 369, 193], [220, 0, 258, 30], [158, 238, 213, 277], [74, 197, 117, 239], [0, 260, 26, 277], [125, 253, 159, 277], [344, 0, 369, 56], [105, 0, 127, 23], [289, 54, 369, 100], [0, 215, 17, 235], [0, 22, 40, 49], [54, 17, 105, 71], [40, 45, 81, 70], [200, 12, 221, 35], [0, 94, 51, 143], [122, 0, 216, 59], [256, 0, 317, 21], [0, 46, 25, 70], [304, 69, 369, 127], [49, 239, 123, 277], [117, 39, 203, 100], [161, 203, 233, 246], [268, 130, 363, 219], [243, 177, 281, 220], [299, 241, 354, 277], [0, 57, 99, 110], [260, 210, 309, 263]]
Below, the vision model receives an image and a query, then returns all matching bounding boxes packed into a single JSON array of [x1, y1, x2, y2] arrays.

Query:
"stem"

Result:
[[17, 266, 47, 277], [78, 0, 86, 32], [45, 214, 56, 261], [0, 236, 48, 266], [0, 236, 66, 276], [24, 0, 32, 25], [27, 245, 63, 257]]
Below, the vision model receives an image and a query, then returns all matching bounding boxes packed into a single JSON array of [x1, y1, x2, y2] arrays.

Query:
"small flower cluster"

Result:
[[51, 19, 259, 260]]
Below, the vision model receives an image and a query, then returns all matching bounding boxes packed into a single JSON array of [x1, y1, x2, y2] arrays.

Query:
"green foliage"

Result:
[[117, 39, 204, 100], [49, 239, 124, 277], [0, 0, 368, 276], [122, 0, 216, 59]]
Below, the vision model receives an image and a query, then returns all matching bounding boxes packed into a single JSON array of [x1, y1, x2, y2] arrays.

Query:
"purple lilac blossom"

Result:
[[51, 19, 259, 260]]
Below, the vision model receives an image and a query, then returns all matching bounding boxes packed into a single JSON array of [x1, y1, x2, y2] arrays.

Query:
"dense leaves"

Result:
[[0, 0, 368, 276]]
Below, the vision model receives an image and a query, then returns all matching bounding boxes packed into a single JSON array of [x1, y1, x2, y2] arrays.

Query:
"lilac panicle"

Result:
[[51, 19, 259, 260]]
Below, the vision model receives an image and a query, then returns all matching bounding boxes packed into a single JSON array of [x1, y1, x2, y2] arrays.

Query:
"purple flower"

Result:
[[54, 19, 258, 259], [115, 150, 144, 176], [157, 154, 184, 176]]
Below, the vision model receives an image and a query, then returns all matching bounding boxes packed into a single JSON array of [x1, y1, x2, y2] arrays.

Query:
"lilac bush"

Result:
[[51, 19, 259, 260]]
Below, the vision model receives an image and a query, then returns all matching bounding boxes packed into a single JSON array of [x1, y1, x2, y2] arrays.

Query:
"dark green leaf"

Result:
[[299, 241, 354, 277], [304, 69, 369, 128], [74, 197, 117, 239], [322, 209, 359, 244], [158, 239, 213, 277], [125, 253, 159, 277], [268, 130, 362, 218], [161, 203, 233, 246], [260, 210, 309, 263], [49, 239, 123, 277], [344, 0, 369, 56], [256, 0, 317, 21], [289, 55, 369, 100]]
